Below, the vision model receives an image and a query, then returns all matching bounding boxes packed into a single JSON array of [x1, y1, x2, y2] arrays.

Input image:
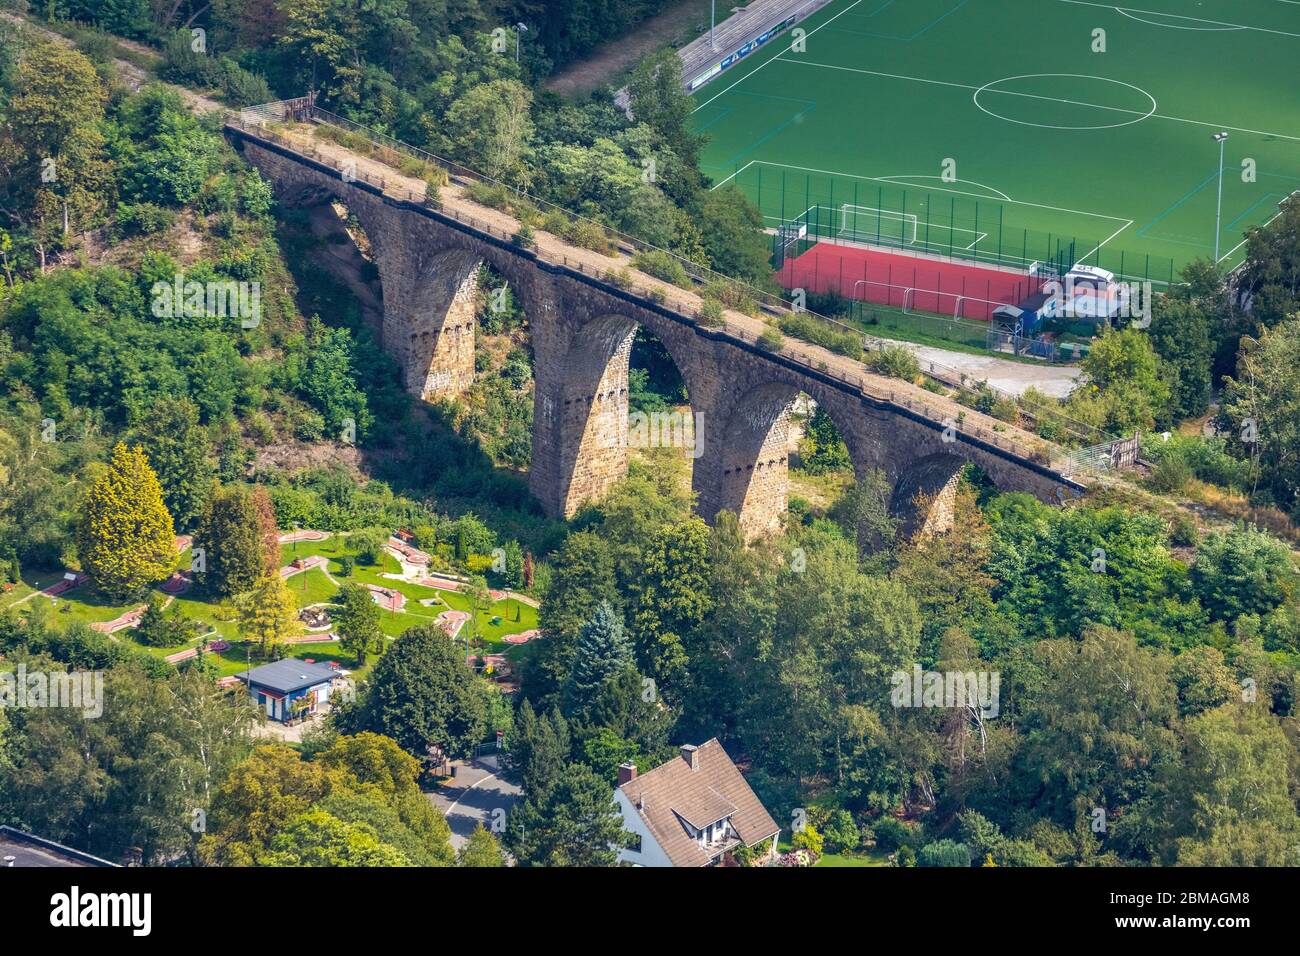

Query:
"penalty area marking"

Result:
[[1112, 8, 1245, 31], [1057, 0, 1300, 39], [714, 160, 1133, 231], [876, 174, 1012, 201]]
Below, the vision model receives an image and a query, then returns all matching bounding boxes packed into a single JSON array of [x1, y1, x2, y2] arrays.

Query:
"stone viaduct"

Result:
[[226, 123, 1084, 539]]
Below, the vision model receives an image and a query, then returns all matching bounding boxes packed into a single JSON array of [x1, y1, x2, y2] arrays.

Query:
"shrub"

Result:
[[821, 809, 861, 854], [398, 155, 427, 178], [1142, 432, 1251, 491], [570, 219, 614, 254], [757, 326, 784, 351], [159, 30, 270, 106], [698, 299, 724, 328], [1150, 451, 1193, 493], [511, 225, 535, 249], [777, 312, 863, 358], [632, 249, 691, 287], [704, 279, 757, 315], [348, 527, 390, 566], [1169, 512, 1199, 547], [873, 816, 922, 852], [804, 289, 853, 318], [990, 397, 1019, 424], [869, 345, 920, 380], [467, 181, 512, 211], [135, 593, 198, 647], [115, 203, 176, 237], [732, 838, 771, 867], [917, 839, 973, 868], [791, 823, 824, 856], [1036, 417, 1064, 441], [293, 409, 326, 442]]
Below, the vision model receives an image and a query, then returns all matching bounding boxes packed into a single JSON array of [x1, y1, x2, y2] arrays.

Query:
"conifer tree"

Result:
[[562, 602, 633, 714], [235, 571, 302, 657], [77, 442, 175, 599], [333, 582, 384, 666], [196, 485, 280, 596]]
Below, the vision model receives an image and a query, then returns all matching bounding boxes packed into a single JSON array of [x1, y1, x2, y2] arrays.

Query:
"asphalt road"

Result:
[[427, 757, 521, 850]]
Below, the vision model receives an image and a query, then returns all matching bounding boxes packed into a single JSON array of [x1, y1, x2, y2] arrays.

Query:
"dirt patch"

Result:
[[254, 439, 365, 477], [545, 0, 715, 97]]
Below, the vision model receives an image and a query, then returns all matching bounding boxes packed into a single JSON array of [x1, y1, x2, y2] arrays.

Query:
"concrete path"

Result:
[[906, 344, 1081, 399]]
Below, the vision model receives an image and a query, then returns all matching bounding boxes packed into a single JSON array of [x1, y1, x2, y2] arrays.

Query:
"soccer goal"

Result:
[[838, 203, 919, 245]]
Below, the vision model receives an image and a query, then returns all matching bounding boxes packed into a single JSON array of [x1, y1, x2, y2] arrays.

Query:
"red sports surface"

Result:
[[778, 242, 1045, 322]]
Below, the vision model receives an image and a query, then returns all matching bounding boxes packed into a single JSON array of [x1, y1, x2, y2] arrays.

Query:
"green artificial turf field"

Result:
[[691, 0, 1300, 283]]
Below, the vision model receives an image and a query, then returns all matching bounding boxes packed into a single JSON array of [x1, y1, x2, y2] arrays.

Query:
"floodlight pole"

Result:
[[711, 1, 717, 50], [1213, 132, 1229, 263]]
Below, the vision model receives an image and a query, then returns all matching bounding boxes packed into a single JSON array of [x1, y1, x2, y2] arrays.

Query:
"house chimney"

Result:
[[681, 743, 699, 771], [617, 762, 638, 785]]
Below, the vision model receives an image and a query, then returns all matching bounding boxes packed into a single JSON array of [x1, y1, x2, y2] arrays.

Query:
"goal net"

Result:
[[838, 203, 918, 245]]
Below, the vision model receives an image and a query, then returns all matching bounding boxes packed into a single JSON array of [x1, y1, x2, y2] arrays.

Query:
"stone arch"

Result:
[[698, 381, 795, 539], [889, 451, 971, 539], [532, 307, 702, 518], [379, 224, 547, 401], [697, 376, 877, 540], [260, 173, 396, 294], [402, 247, 482, 399]]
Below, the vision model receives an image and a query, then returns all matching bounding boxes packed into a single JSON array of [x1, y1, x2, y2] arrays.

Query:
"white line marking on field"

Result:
[[778, 58, 1300, 143], [1217, 202, 1291, 262], [1059, 0, 1300, 38], [714, 159, 1133, 225], [877, 174, 1012, 201], [691, 0, 868, 113], [1112, 8, 1244, 30], [1078, 220, 1137, 263]]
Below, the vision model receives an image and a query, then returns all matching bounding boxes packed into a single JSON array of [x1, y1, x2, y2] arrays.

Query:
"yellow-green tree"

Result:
[[77, 443, 175, 599], [236, 571, 302, 656]]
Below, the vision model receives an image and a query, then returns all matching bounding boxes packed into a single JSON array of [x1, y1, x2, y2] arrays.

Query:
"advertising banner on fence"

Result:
[[687, 15, 798, 91]]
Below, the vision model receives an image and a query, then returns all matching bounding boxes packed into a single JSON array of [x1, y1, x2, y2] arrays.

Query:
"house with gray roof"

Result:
[[237, 658, 340, 723]]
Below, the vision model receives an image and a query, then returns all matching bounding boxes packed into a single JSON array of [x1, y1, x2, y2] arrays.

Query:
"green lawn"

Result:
[[14, 538, 540, 681], [43, 590, 138, 627], [694, 0, 1300, 280], [209, 638, 364, 678], [816, 849, 891, 867], [0, 579, 36, 609], [286, 567, 341, 608]]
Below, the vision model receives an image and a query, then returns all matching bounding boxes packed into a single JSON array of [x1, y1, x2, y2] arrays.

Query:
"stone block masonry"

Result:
[[228, 124, 1083, 540]]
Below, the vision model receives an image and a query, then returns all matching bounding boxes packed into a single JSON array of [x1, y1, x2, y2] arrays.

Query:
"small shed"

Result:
[[992, 288, 1059, 336], [237, 659, 339, 722]]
